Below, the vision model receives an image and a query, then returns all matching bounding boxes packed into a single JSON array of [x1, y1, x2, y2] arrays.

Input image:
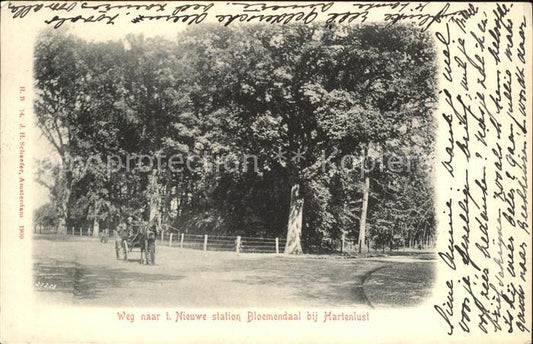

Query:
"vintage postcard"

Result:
[[1, 1, 531, 343]]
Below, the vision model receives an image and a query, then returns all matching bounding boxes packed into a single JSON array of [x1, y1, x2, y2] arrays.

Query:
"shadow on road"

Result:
[[207, 257, 389, 307], [34, 258, 184, 300], [364, 261, 436, 308]]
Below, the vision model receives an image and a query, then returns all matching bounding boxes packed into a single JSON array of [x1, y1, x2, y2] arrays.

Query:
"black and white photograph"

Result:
[[31, 21, 438, 308], [1, 2, 531, 343]]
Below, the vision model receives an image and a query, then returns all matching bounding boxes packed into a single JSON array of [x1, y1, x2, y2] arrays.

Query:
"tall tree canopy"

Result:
[[34, 24, 437, 252]]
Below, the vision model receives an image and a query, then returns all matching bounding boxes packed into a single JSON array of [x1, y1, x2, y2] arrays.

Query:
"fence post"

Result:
[[203, 234, 208, 251], [180, 233, 184, 248], [341, 233, 345, 253], [236, 236, 241, 254], [161, 230, 164, 242], [80, 227, 82, 237], [169, 233, 173, 247], [275, 237, 279, 254]]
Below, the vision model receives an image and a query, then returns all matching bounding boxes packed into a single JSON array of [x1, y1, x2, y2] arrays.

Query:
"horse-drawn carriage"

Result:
[[115, 221, 157, 265]]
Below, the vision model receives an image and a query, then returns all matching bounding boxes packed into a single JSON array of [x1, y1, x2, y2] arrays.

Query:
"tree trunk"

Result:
[[92, 218, 100, 237], [357, 142, 373, 254], [284, 183, 304, 255], [56, 157, 73, 235], [358, 174, 370, 253], [90, 200, 101, 237], [147, 170, 160, 225], [57, 192, 69, 234]]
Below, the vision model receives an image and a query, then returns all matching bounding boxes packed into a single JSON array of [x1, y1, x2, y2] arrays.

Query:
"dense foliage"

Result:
[[34, 24, 437, 252]]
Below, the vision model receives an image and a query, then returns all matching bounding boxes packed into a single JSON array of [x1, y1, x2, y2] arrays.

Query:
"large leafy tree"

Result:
[[175, 24, 436, 254], [34, 31, 87, 232], [306, 24, 437, 252], [34, 24, 436, 254]]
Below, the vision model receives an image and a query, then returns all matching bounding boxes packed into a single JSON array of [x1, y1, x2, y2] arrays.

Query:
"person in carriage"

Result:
[[126, 216, 143, 248], [115, 213, 140, 260]]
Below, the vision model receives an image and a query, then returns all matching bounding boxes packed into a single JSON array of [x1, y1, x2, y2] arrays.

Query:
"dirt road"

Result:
[[33, 235, 435, 308]]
